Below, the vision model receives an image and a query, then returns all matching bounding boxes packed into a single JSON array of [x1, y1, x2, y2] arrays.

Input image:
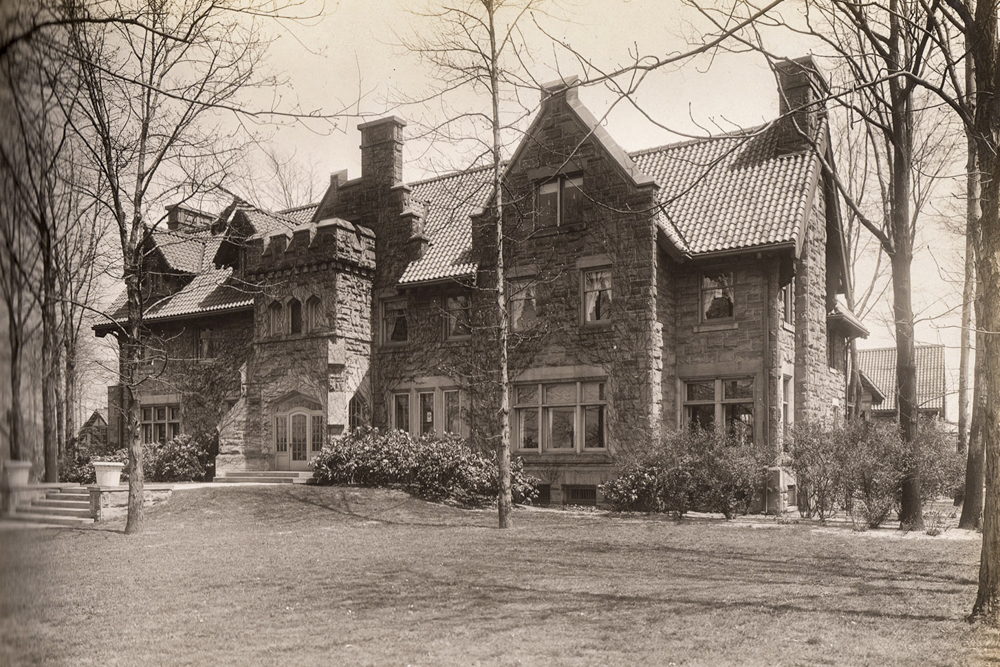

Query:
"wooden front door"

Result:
[[289, 413, 310, 471]]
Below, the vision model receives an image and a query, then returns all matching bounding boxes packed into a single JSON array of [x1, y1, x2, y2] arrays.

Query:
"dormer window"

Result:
[[537, 175, 584, 228]]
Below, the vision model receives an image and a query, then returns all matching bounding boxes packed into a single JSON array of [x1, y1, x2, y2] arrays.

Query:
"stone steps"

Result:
[[1, 486, 95, 527]]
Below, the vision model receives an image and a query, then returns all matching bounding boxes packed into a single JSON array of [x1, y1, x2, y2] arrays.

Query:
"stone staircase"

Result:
[[3, 487, 95, 527], [213, 470, 312, 485]]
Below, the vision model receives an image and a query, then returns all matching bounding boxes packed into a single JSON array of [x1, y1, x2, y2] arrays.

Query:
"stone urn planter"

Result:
[[2, 460, 32, 487], [93, 461, 126, 487]]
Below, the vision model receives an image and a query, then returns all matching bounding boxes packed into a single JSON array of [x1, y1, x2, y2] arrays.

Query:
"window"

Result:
[[419, 392, 435, 435], [827, 331, 845, 371], [289, 298, 303, 334], [141, 404, 180, 444], [583, 268, 612, 324], [382, 299, 408, 344], [196, 328, 214, 360], [509, 279, 538, 332], [392, 393, 410, 433], [537, 175, 584, 228], [564, 485, 598, 506], [683, 378, 754, 444], [782, 375, 793, 438], [445, 295, 472, 339], [306, 296, 322, 332], [274, 409, 324, 460], [349, 395, 369, 431], [782, 281, 794, 325], [444, 390, 462, 434], [701, 272, 734, 321], [268, 301, 283, 336], [513, 380, 607, 453]]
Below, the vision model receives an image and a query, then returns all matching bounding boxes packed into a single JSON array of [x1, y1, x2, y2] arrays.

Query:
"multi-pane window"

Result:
[[348, 395, 369, 431], [419, 392, 435, 435], [701, 272, 734, 321], [196, 328, 214, 359], [583, 269, 612, 324], [289, 298, 303, 334], [444, 390, 462, 434], [782, 281, 794, 325], [445, 295, 472, 339], [141, 405, 181, 444], [268, 301, 283, 336], [513, 380, 607, 453], [383, 299, 408, 344], [274, 410, 324, 459], [782, 375, 793, 438], [683, 378, 755, 443], [509, 279, 538, 332], [393, 393, 410, 433], [306, 296, 322, 332], [537, 176, 585, 228]]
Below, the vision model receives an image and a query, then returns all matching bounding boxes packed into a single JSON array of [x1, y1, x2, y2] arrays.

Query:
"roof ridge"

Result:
[[278, 203, 319, 214], [406, 162, 496, 189], [628, 121, 774, 158]]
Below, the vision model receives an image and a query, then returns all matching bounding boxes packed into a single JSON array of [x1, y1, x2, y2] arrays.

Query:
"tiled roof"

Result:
[[241, 209, 299, 236], [398, 122, 822, 284], [856, 345, 947, 416], [151, 229, 210, 274], [279, 204, 319, 225], [631, 123, 819, 255], [398, 166, 493, 284], [98, 268, 253, 331]]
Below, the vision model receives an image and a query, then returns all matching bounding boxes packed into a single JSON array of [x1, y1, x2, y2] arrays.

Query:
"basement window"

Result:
[[563, 485, 597, 506]]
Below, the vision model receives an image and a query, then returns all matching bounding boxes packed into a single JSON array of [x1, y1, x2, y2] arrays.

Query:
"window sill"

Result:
[[694, 321, 738, 333], [531, 223, 586, 238], [782, 321, 795, 334], [581, 321, 613, 332]]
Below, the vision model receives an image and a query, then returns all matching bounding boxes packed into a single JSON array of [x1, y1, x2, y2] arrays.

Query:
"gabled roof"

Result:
[[96, 268, 253, 334], [150, 229, 213, 274], [631, 122, 822, 255], [398, 166, 493, 285], [856, 345, 947, 416], [396, 119, 824, 284]]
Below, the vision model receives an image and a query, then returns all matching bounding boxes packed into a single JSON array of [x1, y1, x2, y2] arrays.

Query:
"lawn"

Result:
[[1, 485, 996, 666]]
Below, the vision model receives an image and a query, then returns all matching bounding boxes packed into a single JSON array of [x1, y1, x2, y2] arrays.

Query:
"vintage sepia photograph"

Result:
[[1, 0, 998, 664]]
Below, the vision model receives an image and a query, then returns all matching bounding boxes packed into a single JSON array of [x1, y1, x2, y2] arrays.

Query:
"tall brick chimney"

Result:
[[775, 56, 828, 155], [358, 116, 406, 185]]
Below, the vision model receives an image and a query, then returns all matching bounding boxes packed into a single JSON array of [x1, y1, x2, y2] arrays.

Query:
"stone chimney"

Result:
[[775, 56, 828, 154], [358, 116, 406, 186]]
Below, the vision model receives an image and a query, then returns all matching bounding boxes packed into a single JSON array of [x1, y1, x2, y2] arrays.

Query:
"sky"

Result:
[[82, 0, 968, 421]]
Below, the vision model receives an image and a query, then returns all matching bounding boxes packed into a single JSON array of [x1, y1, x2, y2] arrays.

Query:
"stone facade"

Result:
[[99, 58, 863, 507]]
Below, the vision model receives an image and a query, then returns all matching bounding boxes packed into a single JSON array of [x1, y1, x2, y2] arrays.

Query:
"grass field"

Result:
[[1, 485, 997, 666]]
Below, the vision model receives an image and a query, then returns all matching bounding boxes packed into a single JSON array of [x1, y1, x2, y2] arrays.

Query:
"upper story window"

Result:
[[683, 378, 754, 444], [289, 298, 303, 334], [513, 380, 607, 453], [582, 268, 612, 324], [196, 328, 215, 360], [445, 295, 472, 339], [306, 296, 322, 332], [382, 299, 408, 344], [268, 301, 283, 336], [782, 281, 794, 325], [537, 175, 584, 228], [509, 279, 539, 332], [701, 272, 734, 322]]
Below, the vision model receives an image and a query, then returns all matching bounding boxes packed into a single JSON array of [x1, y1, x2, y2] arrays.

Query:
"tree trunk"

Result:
[[960, 321, 985, 529], [7, 308, 23, 462], [486, 0, 512, 529], [41, 248, 58, 482], [64, 335, 77, 452], [123, 258, 145, 535]]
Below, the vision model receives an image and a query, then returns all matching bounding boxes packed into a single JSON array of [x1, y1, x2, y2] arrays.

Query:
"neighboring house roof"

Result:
[[856, 345, 947, 416], [81, 410, 107, 429], [398, 166, 493, 285], [96, 268, 253, 333]]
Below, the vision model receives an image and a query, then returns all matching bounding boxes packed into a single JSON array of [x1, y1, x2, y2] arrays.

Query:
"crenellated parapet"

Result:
[[244, 218, 376, 276]]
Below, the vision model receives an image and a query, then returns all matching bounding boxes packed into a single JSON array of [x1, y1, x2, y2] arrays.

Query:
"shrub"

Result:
[[913, 419, 964, 503], [601, 428, 771, 519], [143, 434, 211, 482], [311, 427, 538, 508], [840, 421, 905, 528], [787, 422, 846, 521]]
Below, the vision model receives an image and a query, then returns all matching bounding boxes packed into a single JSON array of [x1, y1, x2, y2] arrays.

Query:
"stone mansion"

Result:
[[96, 56, 868, 505]]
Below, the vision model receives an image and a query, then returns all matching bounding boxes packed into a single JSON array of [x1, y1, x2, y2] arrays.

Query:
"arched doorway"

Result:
[[272, 393, 324, 471]]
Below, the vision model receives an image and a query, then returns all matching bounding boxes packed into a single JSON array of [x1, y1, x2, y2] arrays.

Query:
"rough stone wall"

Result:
[[657, 247, 678, 428], [468, 88, 663, 458], [794, 183, 847, 425]]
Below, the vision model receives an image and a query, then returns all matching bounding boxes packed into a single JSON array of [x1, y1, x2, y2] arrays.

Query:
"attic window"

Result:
[[537, 175, 584, 228]]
